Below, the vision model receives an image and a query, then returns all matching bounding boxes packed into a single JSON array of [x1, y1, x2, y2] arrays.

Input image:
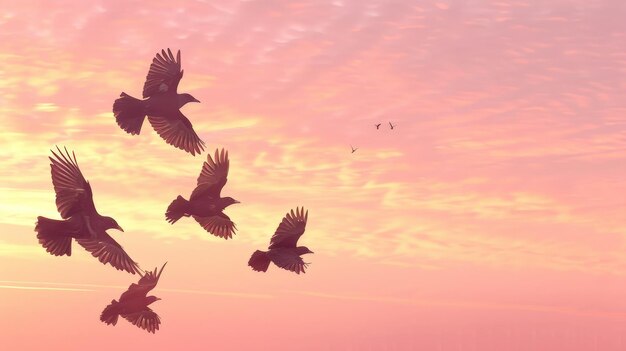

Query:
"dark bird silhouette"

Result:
[[35, 147, 138, 274], [389, 122, 396, 130], [101, 262, 167, 334], [34, 147, 140, 274], [248, 207, 313, 274], [375, 123, 381, 129], [351, 145, 358, 153], [113, 48, 205, 155], [166, 148, 240, 239]]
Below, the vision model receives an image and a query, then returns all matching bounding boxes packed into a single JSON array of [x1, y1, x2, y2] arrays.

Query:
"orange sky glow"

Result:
[[1, 0, 626, 350]]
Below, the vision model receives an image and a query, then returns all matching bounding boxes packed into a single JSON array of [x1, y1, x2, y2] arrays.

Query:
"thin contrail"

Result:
[[0, 284, 94, 292], [0, 280, 272, 299]]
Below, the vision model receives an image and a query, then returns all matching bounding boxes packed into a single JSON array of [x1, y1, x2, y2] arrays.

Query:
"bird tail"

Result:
[[100, 300, 120, 326], [113, 92, 147, 135], [34, 216, 73, 256], [248, 250, 271, 272], [166, 195, 190, 224]]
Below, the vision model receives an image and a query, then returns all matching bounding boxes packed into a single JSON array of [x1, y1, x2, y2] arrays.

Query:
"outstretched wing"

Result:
[[190, 148, 229, 200], [193, 213, 236, 239], [49, 146, 96, 218], [147, 112, 205, 156], [272, 251, 309, 274], [122, 308, 161, 334], [120, 263, 167, 301], [268, 207, 308, 249], [77, 234, 140, 274], [143, 48, 183, 98]]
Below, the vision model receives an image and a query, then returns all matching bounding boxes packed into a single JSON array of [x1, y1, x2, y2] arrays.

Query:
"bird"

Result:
[[248, 207, 313, 274], [375, 123, 381, 129], [351, 145, 358, 153], [165, 148, 240, 239], [389, 122, 396, 130], [113, 48, 205, 156], [34, 146, 140, 274], [101, 262, 167, 334]]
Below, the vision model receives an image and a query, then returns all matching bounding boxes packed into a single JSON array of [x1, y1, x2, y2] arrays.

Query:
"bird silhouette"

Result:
[[248, 207, 313, 274], [35, 147, 140, 274], [375, 123, 381, 129], [101, 262, 167, 334], [166, 148, 240, 239], [351, 145, 358, 153], [113, 48, 205, 155], [389, 122, 396, 130]]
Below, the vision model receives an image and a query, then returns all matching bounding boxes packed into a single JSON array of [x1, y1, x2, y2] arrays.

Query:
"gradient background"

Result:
[[1, 0, 626, 350]]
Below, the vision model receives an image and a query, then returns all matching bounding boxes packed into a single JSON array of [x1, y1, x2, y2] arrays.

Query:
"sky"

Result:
[[1, 0, 626, 349]]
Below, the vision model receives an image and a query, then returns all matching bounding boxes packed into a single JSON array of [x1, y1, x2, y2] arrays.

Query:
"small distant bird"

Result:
[[166, 148, 240, 239], [35, 147, 139, 274], [389, 122, 396, 130], [351, 145, 358, 153], [375, 123, 381, 129], [113, 48, 205, 155], [248, 207, 313, 274], [101, 262, 167, 334]]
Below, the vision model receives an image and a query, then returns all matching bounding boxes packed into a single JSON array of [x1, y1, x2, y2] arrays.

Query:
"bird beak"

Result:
[[193, 98, 201, 103], [115, 225, 124, 232], [234, 200, 241, 204], [156, 297, 162, 301]]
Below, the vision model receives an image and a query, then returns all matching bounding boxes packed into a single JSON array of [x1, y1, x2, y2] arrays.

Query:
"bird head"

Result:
[[103, 217, 124, 232], [296, 246, 314, 255], [145, 296, 161, 306], [221, 197, 241, 208], [178, 93, 201, 108]]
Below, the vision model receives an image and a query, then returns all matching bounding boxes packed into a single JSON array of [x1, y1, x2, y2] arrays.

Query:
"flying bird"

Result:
[[101, 263, 167, 334], [375, 123, 381, 129], [351, 145, 358, 153], [248, 207, 313, 274], [166, 148, 240, 239], [113, 48, 205, 155], [389, 122, 396, 130], [34, 147, 140, 274]]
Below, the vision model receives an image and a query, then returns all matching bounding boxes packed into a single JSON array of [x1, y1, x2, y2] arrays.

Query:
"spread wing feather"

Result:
[[268, 207, 308, 249], [122, 309, 161, 334], [143, 48, 183, 98], [193, 213, 236, 239], [147, 113, 205, 156], [120, 263, 167, 301], [190, 148, 229, 200], [272, 252, 309, 274], [77, 234, 140, 274], [49, 146, 96, 218]]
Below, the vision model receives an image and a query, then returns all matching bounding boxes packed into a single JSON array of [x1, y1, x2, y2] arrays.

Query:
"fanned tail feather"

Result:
[[100, 300, 120, 326], [166, 195, 189, 224], [34, 216, 72, 256], [113, 92, 147, 135], [248, 250, 271, 272]]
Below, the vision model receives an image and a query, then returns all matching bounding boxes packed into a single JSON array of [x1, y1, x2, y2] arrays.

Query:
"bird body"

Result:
[[167, 195, 234, 218], [143, 92, 197, 117], [248, 207, 313, 274], [35, 146, 139, 274], [166, 149, 239, 239], [113, 49, 205, 155], [101, 263, 166, 333]]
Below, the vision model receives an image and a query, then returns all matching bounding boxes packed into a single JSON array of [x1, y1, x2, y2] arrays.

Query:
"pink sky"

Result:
[[1, 0, 626, 349]]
